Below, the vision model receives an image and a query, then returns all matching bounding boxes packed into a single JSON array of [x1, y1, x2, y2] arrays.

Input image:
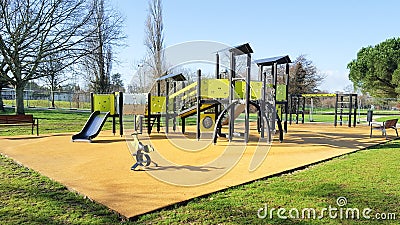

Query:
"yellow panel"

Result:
[[250, 81, 263, 100], [201, 79, 229, 99], [93, 94, 115, 115], [301, 93, 337, 97], [234, 81, 263, 100], [276, 85, 287, 101], [200, 113, 215, 132], [234, 81, 245, 98], [169, 82, 198, 99], [150, 96, 166, 114], [276, 104, 282, 117]]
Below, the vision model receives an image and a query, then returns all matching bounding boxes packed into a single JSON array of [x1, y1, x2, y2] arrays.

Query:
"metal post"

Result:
[[348, 94, 352, 127], [229, 51, 235, 141], [353, 94, 357, 127], [119, 92, 123, 136], [289, 95, 293, 125], [295, 96, 299, 124], [271, 63, 277, 131], [244, 53, 251, 143], [134, 115, 137, 132], [173, 82, 177, 132], [284, 63, 289, 132], [310, 97, 314, 122], [302, 96, 305, 124], [258, 65, 267, 135], [181, 82, 186, 134], [334, 94, 338, 127], [147, 92, 151, 134], [216, 53, 220, 79], [165, 80, 170, 134], [260, 68, 266, 138], [215, 53, 220, 126], [196, 69, 201, 140], [340, 95, 344, 126], [157, 81, 161, 96]]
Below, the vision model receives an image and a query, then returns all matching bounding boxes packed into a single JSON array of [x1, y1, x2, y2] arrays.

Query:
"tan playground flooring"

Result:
[[0, 123, 395, 218]]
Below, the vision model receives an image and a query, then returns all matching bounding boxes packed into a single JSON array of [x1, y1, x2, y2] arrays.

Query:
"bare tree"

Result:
[[0, 0, 94, 114], [289, 55, 325, 95], [144, 0, 165, 79], [82, 0, 125, 94], [39, 54, 70, 108]]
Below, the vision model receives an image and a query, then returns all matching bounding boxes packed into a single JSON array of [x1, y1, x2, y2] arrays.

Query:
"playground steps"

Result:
[[178, 103, 218, 119]]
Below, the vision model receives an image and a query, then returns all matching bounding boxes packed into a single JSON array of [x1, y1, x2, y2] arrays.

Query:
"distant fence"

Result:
[[1, 89, 91, 110]]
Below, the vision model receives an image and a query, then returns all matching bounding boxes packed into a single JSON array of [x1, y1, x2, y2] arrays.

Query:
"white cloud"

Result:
[[318, 70, 353, 93]]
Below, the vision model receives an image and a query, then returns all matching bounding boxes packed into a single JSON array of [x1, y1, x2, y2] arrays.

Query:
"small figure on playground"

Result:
[[130, 133, 158, 171]]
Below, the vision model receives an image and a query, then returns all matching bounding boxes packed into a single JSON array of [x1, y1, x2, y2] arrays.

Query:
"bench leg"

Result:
[[370, 125, 374, 138], [37, 119, 39, 136]]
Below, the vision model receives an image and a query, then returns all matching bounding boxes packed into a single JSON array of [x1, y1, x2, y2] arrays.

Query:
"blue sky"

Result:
[[110, 0, 400, 92]]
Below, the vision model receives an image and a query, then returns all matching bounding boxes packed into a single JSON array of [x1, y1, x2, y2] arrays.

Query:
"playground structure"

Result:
[[123, 43, 292, 143], [72, 92, 123, 142], [289, 93, 358, 127]]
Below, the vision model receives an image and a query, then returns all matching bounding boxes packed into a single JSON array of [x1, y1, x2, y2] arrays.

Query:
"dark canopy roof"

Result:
[[230, 43, 253, 55], [156, 73, 186, 81], [254, 55, 291, 66], [217, 43, 253, 56]]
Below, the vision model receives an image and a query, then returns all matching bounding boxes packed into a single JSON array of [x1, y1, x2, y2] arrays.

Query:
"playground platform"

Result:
[[0, 123, 394, 218]]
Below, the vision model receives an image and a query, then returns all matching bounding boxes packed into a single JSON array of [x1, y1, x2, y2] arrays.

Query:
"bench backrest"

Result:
[[384, 119, 398, 128], [0, 115, 34, 124]]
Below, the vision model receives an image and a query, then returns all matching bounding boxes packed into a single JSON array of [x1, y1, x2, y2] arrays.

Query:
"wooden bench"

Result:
[[370, 118, 398, 139], [0, 115, 39, 135]]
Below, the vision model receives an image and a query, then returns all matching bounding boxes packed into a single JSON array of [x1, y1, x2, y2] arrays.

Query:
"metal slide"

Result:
[[72, 111, 110, 142], [221, 103, 246, 125]]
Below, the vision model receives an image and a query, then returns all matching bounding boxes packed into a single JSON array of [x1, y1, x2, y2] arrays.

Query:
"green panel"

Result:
[[276, 84, 287, 101], [276, 104, 282, 117], [201, 79, 229, 99], [250, 81, 263, 100], [93, 94, 115, 115], [150, 96, 166, 114], [234, 81, 245, 98]]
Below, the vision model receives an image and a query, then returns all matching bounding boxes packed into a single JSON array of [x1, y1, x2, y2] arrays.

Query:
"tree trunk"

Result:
[[51, 90, 55, 108], [0, 87, 4, 112], [15, 84, 26, 115]]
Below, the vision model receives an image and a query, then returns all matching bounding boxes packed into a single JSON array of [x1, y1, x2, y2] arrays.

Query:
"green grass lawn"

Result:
[[375, 116, 400, 123], [3, 99, 91, 110], [0, 108, 116, 136], [1, 109, 399, 224]]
